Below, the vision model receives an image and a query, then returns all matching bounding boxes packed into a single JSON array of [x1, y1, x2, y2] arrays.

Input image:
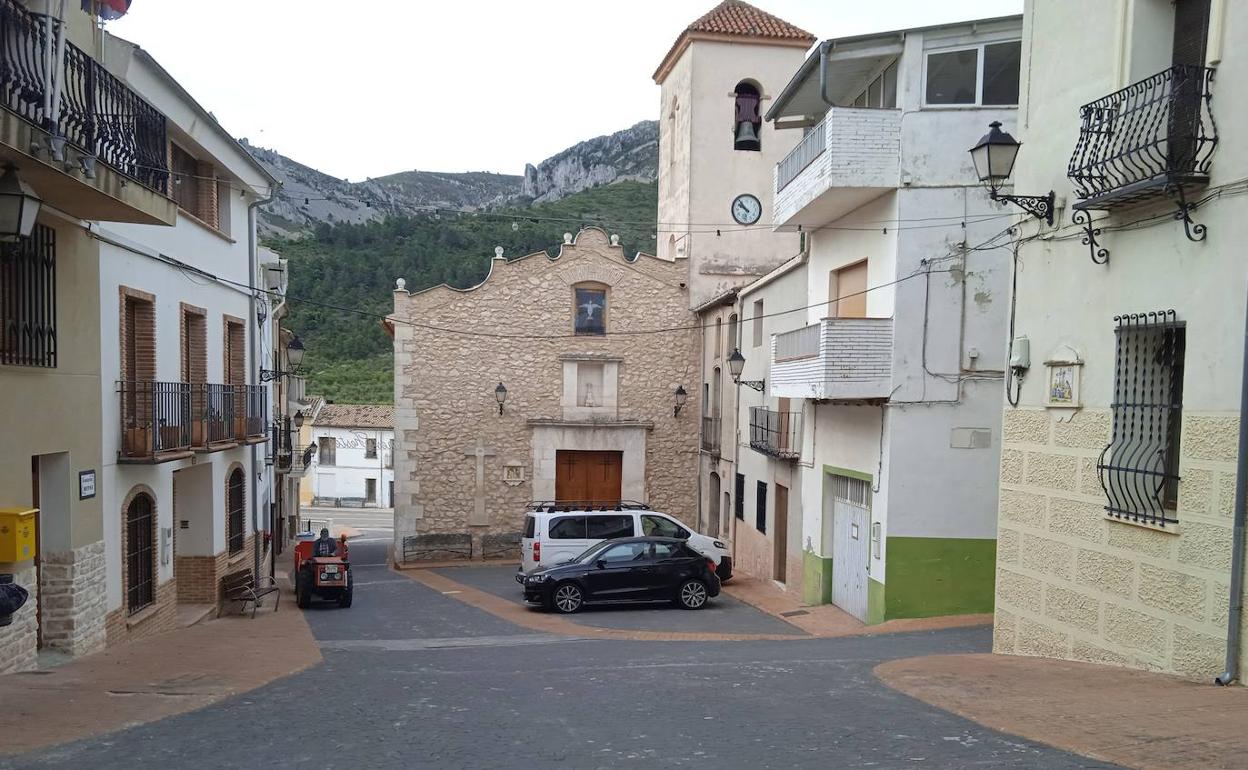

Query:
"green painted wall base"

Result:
[[881, 536, 996, 620], [867, 577, 886, 624], [802, 550, 833, 605]]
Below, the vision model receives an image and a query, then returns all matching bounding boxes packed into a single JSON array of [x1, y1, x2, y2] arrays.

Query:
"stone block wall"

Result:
[[38, 541, 107, 657], [994, 408, 1240, 679], [0, 566, 38, 675]]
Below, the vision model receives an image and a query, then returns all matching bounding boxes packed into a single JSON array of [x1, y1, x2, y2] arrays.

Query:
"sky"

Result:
[[109, 0, 1022, 181]]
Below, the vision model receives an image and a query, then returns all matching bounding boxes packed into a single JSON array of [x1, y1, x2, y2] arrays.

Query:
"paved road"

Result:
[[4, 539, 1122, 770]]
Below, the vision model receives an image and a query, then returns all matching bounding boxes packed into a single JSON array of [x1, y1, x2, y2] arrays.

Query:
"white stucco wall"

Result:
[[308, 425, 395, 507]]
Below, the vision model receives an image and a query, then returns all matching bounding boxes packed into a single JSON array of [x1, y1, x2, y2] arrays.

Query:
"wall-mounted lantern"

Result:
[[0, 165, 41, 242], [968, 121, 1055, 225], [495, 382, 508, 415], [673, 385, 688, 417], [727, 348, 765, 392], [261, 336, 306, 382], [293, 410, 305, 429]]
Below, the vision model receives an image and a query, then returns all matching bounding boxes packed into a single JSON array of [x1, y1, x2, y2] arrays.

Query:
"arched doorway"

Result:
[[125, 493, 155, 613]]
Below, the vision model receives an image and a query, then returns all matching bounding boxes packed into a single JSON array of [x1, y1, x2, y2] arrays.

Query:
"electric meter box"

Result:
[[0, 508, 37, 563]]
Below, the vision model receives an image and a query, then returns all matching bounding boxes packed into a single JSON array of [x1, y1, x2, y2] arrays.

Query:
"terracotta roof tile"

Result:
[[312, 404, 394, 429], [686, 0, 814, 41], [654, 1, 815, 83]]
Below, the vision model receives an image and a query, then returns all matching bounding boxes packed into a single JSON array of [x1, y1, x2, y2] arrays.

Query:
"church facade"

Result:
[[389, 228, 700, 562]]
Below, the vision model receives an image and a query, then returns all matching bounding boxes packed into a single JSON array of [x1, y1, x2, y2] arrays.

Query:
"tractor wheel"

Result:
[[296, 567, 312, 609], [338, 572, 353, 608]]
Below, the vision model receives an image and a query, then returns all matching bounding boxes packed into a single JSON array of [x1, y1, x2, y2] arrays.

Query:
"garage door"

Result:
[[831, 474, 871, 622]]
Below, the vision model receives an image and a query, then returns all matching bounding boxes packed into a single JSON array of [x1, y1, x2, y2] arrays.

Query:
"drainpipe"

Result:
[[817, 41, 835, 107], [1216, 296, 1248, 686], [248, 183, 278, 580]]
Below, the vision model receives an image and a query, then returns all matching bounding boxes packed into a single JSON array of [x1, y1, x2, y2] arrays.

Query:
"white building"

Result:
[[749, 15, 1023, 618], [309, 405, 395, 508]]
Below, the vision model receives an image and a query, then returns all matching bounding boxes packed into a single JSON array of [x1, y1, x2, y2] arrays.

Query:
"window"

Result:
[[829, 261, 868, 318], [727, 313, 738, 356], [180, 305, 206, 383], [573, 284, 607, 336], [850, 60, 898, 109], [0, 224, 56, 368], [652, 542, 685, 559], [125, 492, 155, 614], [735, 474, 745, 520], [365, 438, 377, 458], [223, 317, 245, 385], [756, 481, 768, 533], [1098, 311, 1186, 526], [752, 300, 764, 347], [120, 288, 156, 440], [586, 515, 634, 539], [548, 516, 588, 539], [523, 515, 536, 539], [317, 436, 337, 466], [733, 81, 761, 151], [925, 41, 1021, 106], [227, 468, 245, 554], [170, 143, 219, 228], [715, 318, 722, 358], [365, 478, 377, 504], [599, 542, 648, 563], [641, 514, 688, 539]]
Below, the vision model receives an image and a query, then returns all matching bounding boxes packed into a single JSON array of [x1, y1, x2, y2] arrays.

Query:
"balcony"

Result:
[[700, 416, 721, 455], [771, 318, 893, 401], [1068, 65, 1216, 212], [749, 407, 801, 461], [773, 107, 900, 228], [276, 444, 317, 477], [241, 384, 267, 442], [191, 382, 238, 450], [0, 0, 175, 225], [118, 380, 193, 462]]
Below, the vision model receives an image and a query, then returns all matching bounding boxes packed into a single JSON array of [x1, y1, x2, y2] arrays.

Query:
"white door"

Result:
[[831, 475, 871, 622]]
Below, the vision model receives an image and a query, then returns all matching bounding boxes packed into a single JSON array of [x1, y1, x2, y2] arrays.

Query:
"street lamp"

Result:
[[495, 382, 508, 415], [0, 165, 41, 242], [727, 348, 765, 393], [968, 121, 1055, 225], [261, 336, 306, 382], [673, 385, 688, 417], [293, 410, 305, 429]]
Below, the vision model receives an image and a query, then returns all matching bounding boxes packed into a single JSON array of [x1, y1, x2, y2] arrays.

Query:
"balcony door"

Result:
[[1169, 0, 1211, 171], [829, 261, 867, 319]]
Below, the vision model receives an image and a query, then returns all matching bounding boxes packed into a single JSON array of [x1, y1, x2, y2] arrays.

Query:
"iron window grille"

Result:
[[0, 224, 56, 367], [756, 481, 768, 534], [1097, 311, 1186, 527], [227, 468, 246, 554], [734, 474, 745, 520], [125, 493, 155, 613]]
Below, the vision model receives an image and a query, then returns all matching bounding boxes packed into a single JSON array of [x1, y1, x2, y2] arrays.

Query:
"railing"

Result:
[[0, 0, 168, 192], [777, 115, 826, 191], [749, 407, 802, 460], [1067, 65, 1216, 207], [701, 416, 721, 454], [192, 383, 236, 447], [242, 384, 266, 438], [774, 323, 820, 361], [118, 380, 192, 458]]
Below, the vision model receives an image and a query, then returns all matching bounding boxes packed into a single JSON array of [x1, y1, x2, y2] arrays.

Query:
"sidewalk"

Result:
[[722, 572, 992, 638], [875, 653, 1248, 770], [0, 593, 320, 756]]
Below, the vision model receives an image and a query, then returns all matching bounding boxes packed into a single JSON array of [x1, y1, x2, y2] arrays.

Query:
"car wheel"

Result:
[[676, 579, 709, 610], [551, 582, 584, 614], [337, 572, 353, 608]]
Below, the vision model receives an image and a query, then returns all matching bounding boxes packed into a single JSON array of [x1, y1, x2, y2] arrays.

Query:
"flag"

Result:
[[81, 0, 131, 21]]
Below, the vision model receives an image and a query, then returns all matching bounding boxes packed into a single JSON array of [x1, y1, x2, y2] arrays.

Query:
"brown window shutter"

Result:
[[196, 161, 219, 228]]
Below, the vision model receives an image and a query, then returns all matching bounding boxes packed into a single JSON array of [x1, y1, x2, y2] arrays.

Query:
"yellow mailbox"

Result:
[[0, 508, 37, 563]]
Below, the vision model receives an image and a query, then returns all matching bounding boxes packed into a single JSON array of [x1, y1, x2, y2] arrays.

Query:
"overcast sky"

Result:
[[110, 0, 1021, 181]]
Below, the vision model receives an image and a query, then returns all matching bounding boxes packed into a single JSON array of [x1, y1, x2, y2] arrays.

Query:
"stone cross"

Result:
[[463, 437, 496, 526]]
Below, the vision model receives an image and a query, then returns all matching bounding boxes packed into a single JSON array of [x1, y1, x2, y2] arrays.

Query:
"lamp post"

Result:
[[968, 121, 1055, 226], [727, 348, 765, 392], [495, 382, 508, 415], [0, 165, 41, 242], [673, 385, 688, 417], [260, 336, 306, 383]]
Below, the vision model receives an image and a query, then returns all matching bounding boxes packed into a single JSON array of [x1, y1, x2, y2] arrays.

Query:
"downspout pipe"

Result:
[[248, 183, 278, 580], [817, 40, 835, 107], [1216, 291, 1248, 686]]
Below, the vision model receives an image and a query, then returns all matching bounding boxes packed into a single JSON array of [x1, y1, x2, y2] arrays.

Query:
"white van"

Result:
[[517, 503, 731, 583]]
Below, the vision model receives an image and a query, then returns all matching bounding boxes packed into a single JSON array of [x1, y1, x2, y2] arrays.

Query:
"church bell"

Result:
[[734, 120, 761, 151]]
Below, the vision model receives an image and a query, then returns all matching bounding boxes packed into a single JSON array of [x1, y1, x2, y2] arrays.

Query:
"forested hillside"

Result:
[[268, 180, 659, 404]]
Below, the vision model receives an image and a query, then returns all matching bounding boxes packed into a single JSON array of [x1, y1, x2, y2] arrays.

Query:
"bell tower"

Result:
[[653, 1, 815, 308]]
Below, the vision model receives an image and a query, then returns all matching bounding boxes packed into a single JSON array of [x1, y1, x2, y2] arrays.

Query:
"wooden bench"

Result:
[[220, 568, 279, 618]]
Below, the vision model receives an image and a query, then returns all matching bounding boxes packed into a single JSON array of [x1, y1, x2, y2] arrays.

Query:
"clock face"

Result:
[[731, 194, 762, 225]]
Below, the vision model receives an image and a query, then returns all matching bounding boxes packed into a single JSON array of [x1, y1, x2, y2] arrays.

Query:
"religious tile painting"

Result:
[[574, 287, 607, 335]]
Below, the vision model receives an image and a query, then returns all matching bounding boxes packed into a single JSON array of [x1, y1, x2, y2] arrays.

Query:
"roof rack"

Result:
[[524, 500, 651, 513]]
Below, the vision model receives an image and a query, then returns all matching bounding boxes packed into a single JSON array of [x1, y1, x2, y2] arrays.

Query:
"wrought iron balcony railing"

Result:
[[0, 0, 169, 192], [118, 380, 192, 459], [701, 416, 721, 454], [242, 384, 267, 439], [1067, 65, 1216, 210], [192, 383, 237, 448], [748, 407, 801, 461]]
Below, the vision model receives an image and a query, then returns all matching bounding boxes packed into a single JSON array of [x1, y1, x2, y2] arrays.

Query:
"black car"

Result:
[[522, 536, 721, 613]]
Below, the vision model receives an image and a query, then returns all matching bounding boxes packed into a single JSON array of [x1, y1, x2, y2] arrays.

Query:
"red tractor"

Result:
[[294, 534, 354, 609]]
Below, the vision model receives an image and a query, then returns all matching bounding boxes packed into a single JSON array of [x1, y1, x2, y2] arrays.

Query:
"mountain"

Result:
[[242, 120, 659, 235]]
